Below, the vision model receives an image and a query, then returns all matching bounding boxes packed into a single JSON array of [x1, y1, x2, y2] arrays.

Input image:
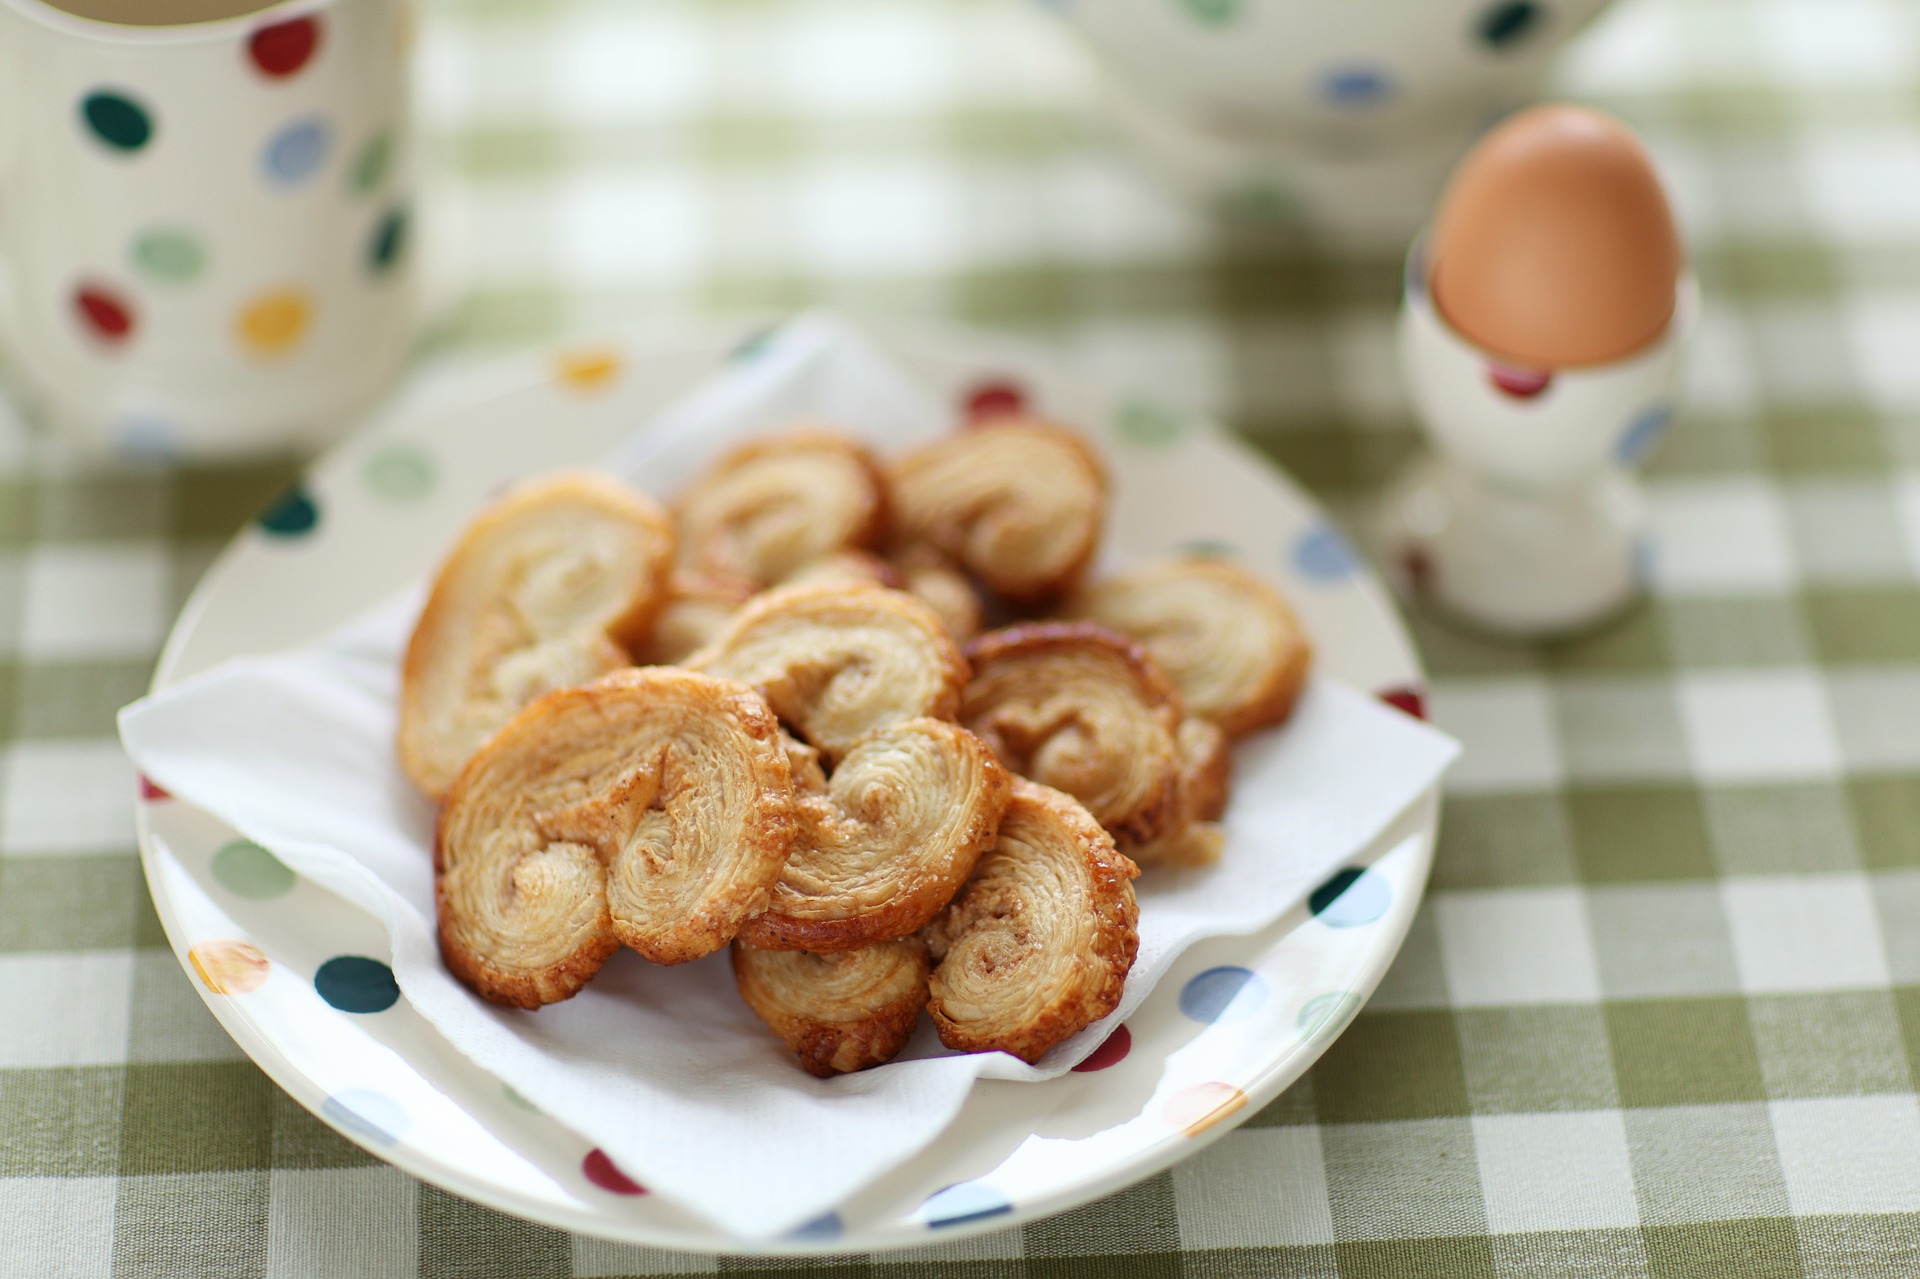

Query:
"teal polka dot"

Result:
[[1309, 868, 1391, 928], [1297, 992, 1362, 1037], [322, 1089, 407, 1145], [131, 227, 206, 283], [82, 91, 153, 151], [365, 444, 434, 502], [314, 955, 399, 1013], [1115, 398, 1185, 448], [368, 206, 408, 273], [923, 1182, 1012, 1229], [211, 840, 294, 900], [258, 486, 319, 536], [349, 129, 393, 195]]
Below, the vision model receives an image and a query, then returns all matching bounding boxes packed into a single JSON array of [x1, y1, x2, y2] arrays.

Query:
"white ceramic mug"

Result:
[[0, 0, 419, 456], [1036, 0, 1616, 240]]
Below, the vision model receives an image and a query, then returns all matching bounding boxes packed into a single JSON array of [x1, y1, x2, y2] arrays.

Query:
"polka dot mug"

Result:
[[1033, 0, 1616, 243], [0, 0, 418, 456]]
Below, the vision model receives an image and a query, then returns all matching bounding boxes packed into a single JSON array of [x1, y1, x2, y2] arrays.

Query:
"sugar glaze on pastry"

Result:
[[732, 937, 930, 1077]]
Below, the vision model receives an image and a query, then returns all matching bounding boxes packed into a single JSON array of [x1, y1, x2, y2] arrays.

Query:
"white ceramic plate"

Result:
[[135, 316, 1437, 1255]]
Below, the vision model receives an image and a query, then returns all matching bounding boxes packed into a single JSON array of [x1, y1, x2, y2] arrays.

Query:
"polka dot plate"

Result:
[[135, 316, 1438, 1254]]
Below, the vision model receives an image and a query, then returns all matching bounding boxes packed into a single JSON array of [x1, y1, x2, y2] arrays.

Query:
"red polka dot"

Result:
[[139, 775, 171, 801], [1378, 685, 1427, 721], [582, 1148, 645, 1195], [1400, 544, 1435, 596], [249, 16, 321, 78], [75, 286, 134, 343], [1071, 1024, 1131, 1072], [1486, 364, 1553, 400], [964, 380, 1026, 423]]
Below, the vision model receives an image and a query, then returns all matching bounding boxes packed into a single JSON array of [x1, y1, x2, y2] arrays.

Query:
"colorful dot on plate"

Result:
[[350, 129, 394, 195], [1478, 1, 1541, 48], [139, 775, 171, 801], [248, 15, 322, 77], [921, 1181, 1012, 1229], [81, 91, 152, 151], [314, 955, 399, 1013], [257, 485, 319, 536], [1293, 522, 1359, 581], [115, 414, 178, 461], [131, 227, 206, 283], [262, 117, 332, 186], [1114, 398, 1184, 447], [1178, 0, 1240, 25], [1072, 1024, 1132, 1072], [728, 325, 780, 363], [1176, 539, 1239, 559], [1163, 1081, 1247, 1137], [963, 379, 1026, 422], [211, 839, 295, 900], [786, 1212, 844, 1241], [1615, 403, 1672, 465], [236, 287, 312, 357], [582, 1148, 646, 1195], [189, 939, 269, 995], [554, 346, 624, 391], [74, 285, 135, 344], [1377, 685, 1427, 720], [1297, 992, 1362, 1037], [368, 206, 408, 273], [1321, 66, 1396, 107], [1309, 867, 1391, 928], [1633, 536, 1656, 583], [1179, 966, 1268, 1024], [365, 443, 434, 502], [322, 1088, 407, 1146], [503, 1084, 539, 1112], [1233, 179, 1302, 222]]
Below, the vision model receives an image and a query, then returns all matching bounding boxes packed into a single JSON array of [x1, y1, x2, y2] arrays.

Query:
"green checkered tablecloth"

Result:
[[9, 0, 1920, 1274]]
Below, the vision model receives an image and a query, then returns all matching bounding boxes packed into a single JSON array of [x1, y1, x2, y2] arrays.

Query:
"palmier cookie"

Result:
[[629, 572, 756, 667], [688, 582, 969, 761], [436, 668, 796, 1007], [1125, 718, 1232, 869], [962, 621, 1185, 848], [399, 472, 674, 799], [926, 779, 1140, 1065], [732, 937, 930, 1077], [890, 419, 1106, 604], [1063, 557, 1312, 737], [739, 721, 1011, 953], [675, 430, 888, 588]]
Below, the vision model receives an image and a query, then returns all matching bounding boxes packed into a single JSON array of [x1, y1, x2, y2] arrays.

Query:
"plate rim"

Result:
[[133, 313, 1439, 1255]]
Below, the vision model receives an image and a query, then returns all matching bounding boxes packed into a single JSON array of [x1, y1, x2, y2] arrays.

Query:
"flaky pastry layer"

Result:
[[675, 430, 888, 588], [732, 937, 930, 1077]]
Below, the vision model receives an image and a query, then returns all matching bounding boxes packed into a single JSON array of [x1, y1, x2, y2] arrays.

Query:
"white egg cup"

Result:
[[1378, 241, 1696, 636]]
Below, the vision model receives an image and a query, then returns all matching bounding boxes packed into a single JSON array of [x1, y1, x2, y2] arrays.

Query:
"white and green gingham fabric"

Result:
[[8, 0, 1920, 1275]]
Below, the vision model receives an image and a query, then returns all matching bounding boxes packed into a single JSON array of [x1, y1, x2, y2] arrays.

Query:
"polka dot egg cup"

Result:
[[138, 316, 1439, 1253], [0, 0, 418, 456], [1035, 0, 1616, 243]]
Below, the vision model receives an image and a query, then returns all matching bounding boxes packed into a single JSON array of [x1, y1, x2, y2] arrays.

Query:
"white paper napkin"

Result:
[[120, 317, 1459, 1239]]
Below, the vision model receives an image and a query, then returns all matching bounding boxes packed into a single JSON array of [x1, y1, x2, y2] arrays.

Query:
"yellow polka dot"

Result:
[[1163, 1081, 1247, 1137], [236, 288, 312, 358], [190, 939, 270, 994], [554, 346, 624, 392]]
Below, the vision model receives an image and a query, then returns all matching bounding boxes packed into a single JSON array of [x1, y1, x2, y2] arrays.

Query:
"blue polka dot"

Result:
[[1293, 522, 1359, 581], [114, 413, 178, 460], [1321, 66, 1395, 107], [922, 1182, 1012, 1229], [1180, 966, 1268, 1024], [257, 486, 319, 536], [1297, 992, 1362, 1037], [314, 955, 399, 1013], [786, 1211, 844, 1241], [1633, 536, 1657, 584], [322, 1089, 407, 1145], [1309, 868, 1391, 928], [1615, 403, 1673, 465], [262, 117, 332, 186]]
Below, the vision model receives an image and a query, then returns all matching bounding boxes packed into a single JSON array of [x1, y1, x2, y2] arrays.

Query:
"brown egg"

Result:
[[1429, 105, 1683, 369]]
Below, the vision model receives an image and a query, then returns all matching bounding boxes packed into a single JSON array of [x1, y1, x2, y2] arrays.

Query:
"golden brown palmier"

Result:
[[890, 542, 983, 642], [732, 937, 930, 1077], [1063, 557, 1312, 737], [436, 668, 796, 1007], [782, 549, 906, 592], [890, 420, 1107, 604], [1126, 718, 1232, 869], [629, 573, 756, 667], [399, 472, 675, 799], [961, 622, 1185, 847], [675, 430, 888, 588], [926, 780, 1140, 1064], [740, 720, 1010, 953], [688, 582, 969, 760]]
